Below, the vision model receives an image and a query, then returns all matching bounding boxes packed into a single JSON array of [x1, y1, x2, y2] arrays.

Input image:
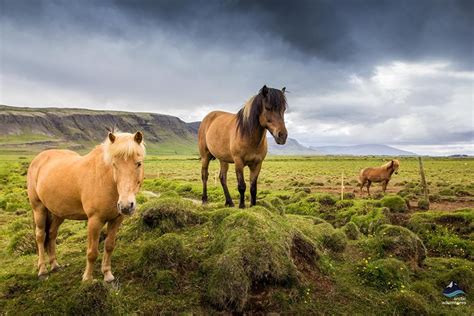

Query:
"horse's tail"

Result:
[[357, 168, 365, 186], [44, 210, 53, 255]]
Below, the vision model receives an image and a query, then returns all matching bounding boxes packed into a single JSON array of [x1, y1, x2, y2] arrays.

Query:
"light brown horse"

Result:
[[198, 85, 288, 208], [27, 131, 145, 281], [358, 159, 400, 195]]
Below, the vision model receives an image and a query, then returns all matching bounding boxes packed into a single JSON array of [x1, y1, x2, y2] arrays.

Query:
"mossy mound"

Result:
[[375, 225, 427, 267], [67, 281, 116, 315], [381, 195, 408, 213], [8, 229, 36, 256], [359, 258, 410, 291], [138, 233, 188, 276], [408, 210, 473, 259], [152, 270, 178, 294], [141, 198, 202, 233], [203, 207, 319, 312], [437, 266, 474, 294], [417, 198, 430, 210], [388, 291, 428, 315], [342, 222, 360, 240], [322, 229, 347, 252]]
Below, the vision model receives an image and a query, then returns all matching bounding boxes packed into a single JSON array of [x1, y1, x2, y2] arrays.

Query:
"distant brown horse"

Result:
[[27, 131, 145, 281], [198, 85, 288, 208], [358, 159, 400, 195]]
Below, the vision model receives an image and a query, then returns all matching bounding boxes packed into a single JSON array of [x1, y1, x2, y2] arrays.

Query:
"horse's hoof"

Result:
[[239, 204, 245, 209], [104, 274, 115, 283], [50, 265, 62, 273], [38, 273, 49, 280], [225, 201, 234, 207]]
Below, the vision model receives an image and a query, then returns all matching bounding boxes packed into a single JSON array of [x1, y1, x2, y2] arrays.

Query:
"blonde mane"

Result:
[[102, 132, 146, 164], [381, 159, 399, 170], [241, 96, 255, 123]]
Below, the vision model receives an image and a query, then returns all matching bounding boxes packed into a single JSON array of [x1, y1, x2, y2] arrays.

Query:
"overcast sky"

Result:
[[0, 0, 472, 155]]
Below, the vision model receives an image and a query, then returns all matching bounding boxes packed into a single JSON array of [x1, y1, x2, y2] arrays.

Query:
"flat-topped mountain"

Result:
[[0, 105, 197, 154]]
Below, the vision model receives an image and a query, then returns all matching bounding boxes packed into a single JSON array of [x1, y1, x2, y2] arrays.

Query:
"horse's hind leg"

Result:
[[235, 159, 246, 209], [359, 180, 366, 195], [32, 202, 49, 278], [249, 162, 262, 206], [366, 181, 372, 196], [219, 161, 234, 207], [101, 215, 124, 282], [48, 215, 64, 272], [201, 155, 211, 204]]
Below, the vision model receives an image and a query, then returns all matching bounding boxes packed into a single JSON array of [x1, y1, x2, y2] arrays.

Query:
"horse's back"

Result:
[[28, 149, 83, 215], [359, 166, 385, 182], [198, 111, 236, 161]]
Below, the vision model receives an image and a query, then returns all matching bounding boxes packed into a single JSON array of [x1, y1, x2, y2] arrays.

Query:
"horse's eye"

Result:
[[136, 162, 142, 168]]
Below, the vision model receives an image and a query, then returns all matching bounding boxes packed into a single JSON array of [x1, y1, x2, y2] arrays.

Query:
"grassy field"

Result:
[[0, 154, 472, 314]]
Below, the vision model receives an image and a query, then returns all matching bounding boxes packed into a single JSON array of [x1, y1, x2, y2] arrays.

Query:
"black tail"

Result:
[[44, 210, 52, 255]]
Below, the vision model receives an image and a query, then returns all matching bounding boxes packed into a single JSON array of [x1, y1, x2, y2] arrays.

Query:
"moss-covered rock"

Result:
[[381, 195, 408, 213], [359, 258, 410, 291], [375, 225, 427, 267]]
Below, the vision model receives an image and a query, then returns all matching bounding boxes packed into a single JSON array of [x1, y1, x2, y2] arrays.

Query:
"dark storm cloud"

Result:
[[2, 0, 472, 66], [114, 0, 473, 66]]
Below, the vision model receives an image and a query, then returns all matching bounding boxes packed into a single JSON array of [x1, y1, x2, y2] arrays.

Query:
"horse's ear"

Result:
[[282, 87, 286, 93], [261, 85, 268, 97], [108, 132, 116, 143], [134, 131, 143, 144], [390, 160, 394, 167]]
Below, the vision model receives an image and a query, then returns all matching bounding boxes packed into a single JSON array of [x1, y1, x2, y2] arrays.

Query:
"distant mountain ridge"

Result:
[[310, 144, 417, 156], [1, 105, 417, 156]]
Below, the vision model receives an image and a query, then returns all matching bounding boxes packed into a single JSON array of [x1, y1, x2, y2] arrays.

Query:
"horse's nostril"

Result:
[[130, 202, 134, 208]]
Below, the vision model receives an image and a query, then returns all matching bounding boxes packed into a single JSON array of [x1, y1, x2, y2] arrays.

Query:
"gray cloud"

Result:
[[0, 0, 473, 155]]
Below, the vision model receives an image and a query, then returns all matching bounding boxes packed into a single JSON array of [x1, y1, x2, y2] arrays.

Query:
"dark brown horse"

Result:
[[358, 159, 400, 195], [198, 85, 288, 208]]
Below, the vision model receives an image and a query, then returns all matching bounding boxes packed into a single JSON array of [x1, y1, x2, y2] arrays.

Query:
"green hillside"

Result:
[[0, 105, 198, 155]]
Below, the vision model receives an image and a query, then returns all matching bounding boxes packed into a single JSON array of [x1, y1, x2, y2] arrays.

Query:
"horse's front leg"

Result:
[[235, 160, 246, 209], [83, 216, 104, 281], [382, 180, 389, 194], [101, 215, 124, 282], [249, 162, 262, 206]]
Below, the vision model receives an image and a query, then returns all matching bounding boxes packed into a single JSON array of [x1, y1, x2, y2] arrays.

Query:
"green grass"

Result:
[[0, 154, 473, 314]]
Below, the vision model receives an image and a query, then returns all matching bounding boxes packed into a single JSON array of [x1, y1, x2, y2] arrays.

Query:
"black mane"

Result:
[[236, 87, 287, 137]]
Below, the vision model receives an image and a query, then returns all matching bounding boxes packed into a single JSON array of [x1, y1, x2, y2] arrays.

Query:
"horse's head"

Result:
[[105, 131, 146, 215], [391, 159, 400, 174], [259, 85, 288, 144]]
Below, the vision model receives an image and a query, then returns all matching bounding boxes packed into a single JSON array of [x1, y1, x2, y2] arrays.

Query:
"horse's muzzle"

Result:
[[272, 130, 288, 145], [117, 201, 136, 215]]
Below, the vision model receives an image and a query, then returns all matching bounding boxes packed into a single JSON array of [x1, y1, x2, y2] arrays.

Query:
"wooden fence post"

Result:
[[341, 172, 345, 200], [418, 157, 429, 200]]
